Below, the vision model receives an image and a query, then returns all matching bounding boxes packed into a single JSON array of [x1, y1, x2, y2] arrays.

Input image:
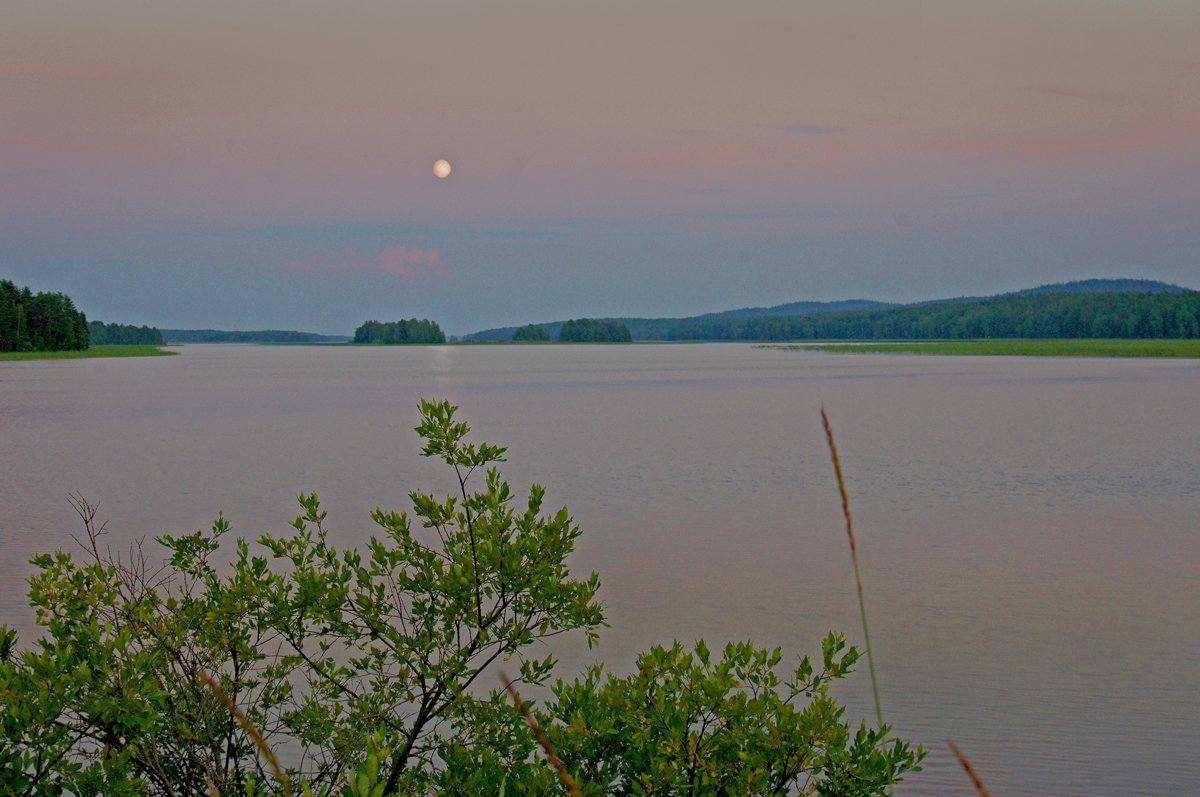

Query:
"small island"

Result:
[[353, 318, 446, 344]]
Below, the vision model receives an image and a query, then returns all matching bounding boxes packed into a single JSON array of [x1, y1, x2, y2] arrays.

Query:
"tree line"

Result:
[[663, 291, 1200, 341], [88, 321, 164, 346], [512, 323, 550, 341], [0, 279, 89, 352], [161, 329, 349, 343], [557, 318, 632, 342], [354, 318, 446, 344]]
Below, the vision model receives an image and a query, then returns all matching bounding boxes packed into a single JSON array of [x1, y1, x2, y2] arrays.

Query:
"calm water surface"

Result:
[[2, 344, 1198, 795]]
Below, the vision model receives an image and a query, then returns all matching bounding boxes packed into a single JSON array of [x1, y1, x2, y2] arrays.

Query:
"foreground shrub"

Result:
[[0, 400, 920, 795]]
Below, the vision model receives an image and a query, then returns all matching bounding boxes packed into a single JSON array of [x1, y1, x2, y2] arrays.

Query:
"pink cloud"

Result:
[[284, 246, 452, 284]]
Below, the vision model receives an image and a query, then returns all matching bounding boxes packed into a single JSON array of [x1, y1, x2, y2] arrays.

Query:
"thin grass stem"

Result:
[[947, 739, 992, 796], [198, 671, 292, 794], [820, 406, 884, 730]]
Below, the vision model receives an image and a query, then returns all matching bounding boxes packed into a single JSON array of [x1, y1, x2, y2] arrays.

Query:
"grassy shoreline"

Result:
[[766, 339, 1200, 357], [0, 345, 176, 361]]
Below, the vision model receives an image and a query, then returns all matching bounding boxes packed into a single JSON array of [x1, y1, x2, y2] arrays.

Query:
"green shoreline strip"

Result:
[[765, 339, 1200, 357], [0, 345, 176, 361]]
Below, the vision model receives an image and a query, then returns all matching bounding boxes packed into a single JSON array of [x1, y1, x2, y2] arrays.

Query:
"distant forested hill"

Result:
[[688, 299, 897, 320], [465, 278, 1193, 342], [664, 291, 1200, 341], [161, 329, 351, 343], [1017, 278, 1187, 295], [910, 278, 1189, 307], [465, 300, 892, 342]]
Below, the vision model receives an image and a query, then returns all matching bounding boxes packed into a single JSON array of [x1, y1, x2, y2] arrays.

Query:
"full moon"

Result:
[[432, 159, 451, 179]]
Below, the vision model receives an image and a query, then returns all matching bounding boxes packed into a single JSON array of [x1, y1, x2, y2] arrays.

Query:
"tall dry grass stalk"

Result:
[[500, 671, 583, 797], [198, 671, 292, 794], [947, 740, 992, 797], [819, 406, 884, 729]]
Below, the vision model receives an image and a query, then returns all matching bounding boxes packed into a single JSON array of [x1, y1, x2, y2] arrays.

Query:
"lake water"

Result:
[[2, 343, 1198, 795]]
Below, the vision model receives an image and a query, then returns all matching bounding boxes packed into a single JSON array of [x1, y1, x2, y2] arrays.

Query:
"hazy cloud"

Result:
[[636, 131, 846, 173], [635, 142, 780, 173], [926, 122, 1200, 159], [375, 246, 451, 282], [784, 124, 840, 136], [0, 62, 108, 78], [240, 222, 431, 243], [284, 246, 452, 284], [1026, 84, 1127, 104]]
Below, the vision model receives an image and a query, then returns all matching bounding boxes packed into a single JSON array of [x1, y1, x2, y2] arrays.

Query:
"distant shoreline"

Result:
[[766, 339, 1200, 357]]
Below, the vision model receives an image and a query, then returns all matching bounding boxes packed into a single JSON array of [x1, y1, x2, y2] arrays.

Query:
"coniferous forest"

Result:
[[0, 279, 89, 352], [353, 318, 446, 344], [558, 318, 633, 342], [512, 323, 551, 341], [87, 321, 164, 346]]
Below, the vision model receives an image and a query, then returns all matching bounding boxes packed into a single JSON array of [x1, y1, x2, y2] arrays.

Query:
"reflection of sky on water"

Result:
[[1, 344, 1197, 795]]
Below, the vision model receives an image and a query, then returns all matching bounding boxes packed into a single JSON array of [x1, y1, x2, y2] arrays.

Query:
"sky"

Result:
[[3, 0, 1199, 336]]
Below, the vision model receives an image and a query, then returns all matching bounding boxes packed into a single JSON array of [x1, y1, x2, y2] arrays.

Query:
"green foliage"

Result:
[[666, 290, 1200, 341], [353, 319, 445, 344], [546, 636, 913, 795], [0, 500, 275, 796], [558, 318, 633, 343], [0, 279, 89, 352], [87, 321, 164, 346], [512, 324, 551, 342], [435, 636, 920, 795], [253, 399, 604, 794], [0, 400, 920, 796]]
